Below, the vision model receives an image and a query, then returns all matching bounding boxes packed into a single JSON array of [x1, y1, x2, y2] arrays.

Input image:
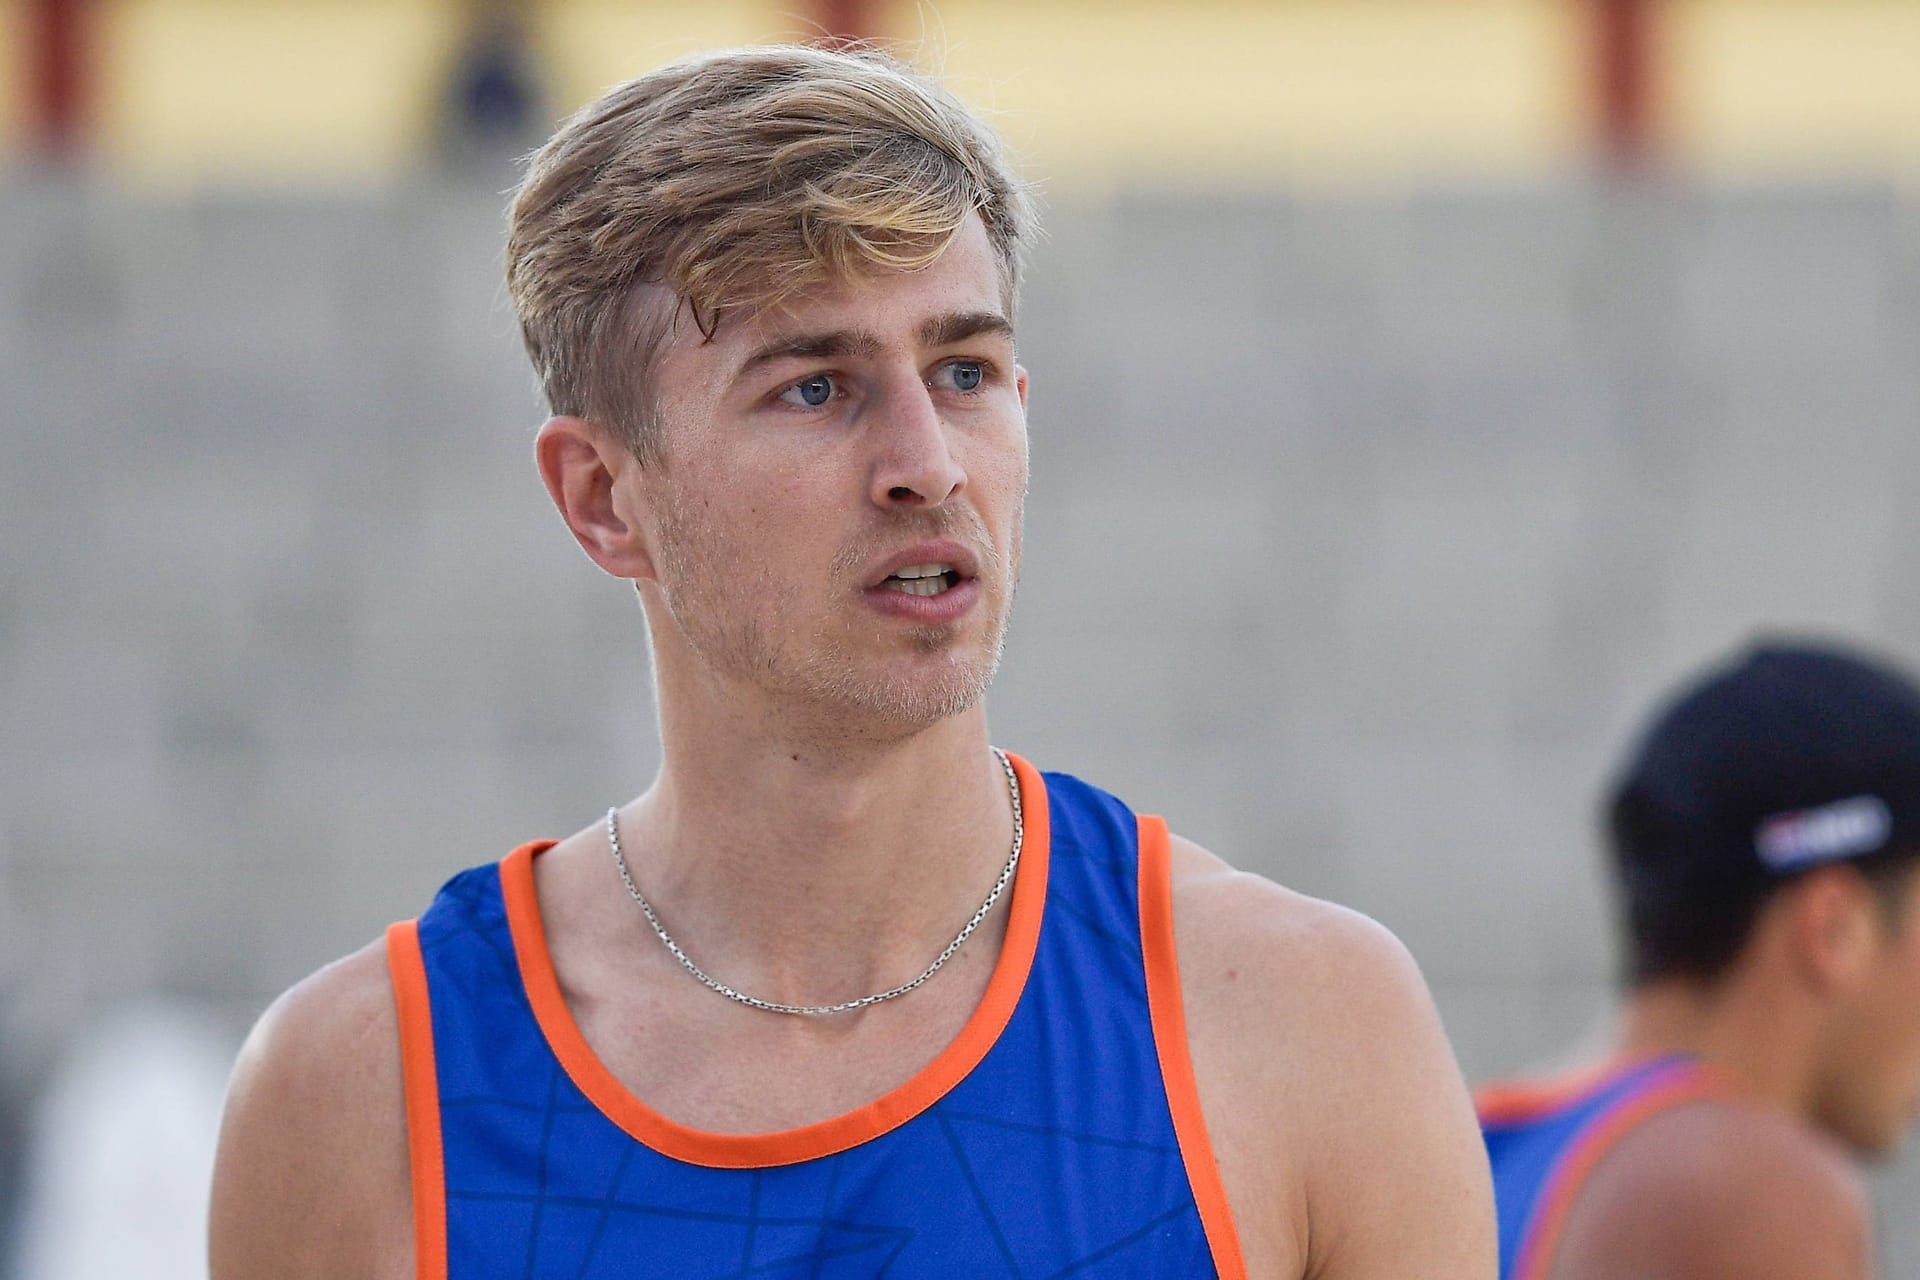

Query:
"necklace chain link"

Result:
[[605, 748, 1023, 1017]]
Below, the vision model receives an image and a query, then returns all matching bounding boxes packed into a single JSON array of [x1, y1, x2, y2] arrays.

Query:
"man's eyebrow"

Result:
[[736, 311, 1014, 379], [738, 329, 883, 377], [921, 311, 1014, 348]]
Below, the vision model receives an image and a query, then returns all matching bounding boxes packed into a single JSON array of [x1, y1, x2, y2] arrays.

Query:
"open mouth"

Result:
[[879, 563, 964, 597]]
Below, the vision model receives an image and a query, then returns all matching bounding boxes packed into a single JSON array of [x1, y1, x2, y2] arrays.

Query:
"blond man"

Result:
[[210, 46, 1493, 1278]]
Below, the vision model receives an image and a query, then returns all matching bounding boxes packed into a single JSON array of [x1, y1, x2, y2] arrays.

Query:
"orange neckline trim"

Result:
[[1474, 1051, 1676, 1126], [501, 751, 1053, 1170], [1138, 814, 1249, 1280]]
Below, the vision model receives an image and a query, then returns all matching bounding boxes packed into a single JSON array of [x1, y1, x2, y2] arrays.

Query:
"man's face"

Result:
[[631, 214, 1029, 740], [1813, 865, 1920, 1156]]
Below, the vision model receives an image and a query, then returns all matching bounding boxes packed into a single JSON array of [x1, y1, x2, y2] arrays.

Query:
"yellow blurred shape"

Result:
[[98, 0, 456, 191], [929, 0, 1585, 191], [1669, 0, 1920, 176]]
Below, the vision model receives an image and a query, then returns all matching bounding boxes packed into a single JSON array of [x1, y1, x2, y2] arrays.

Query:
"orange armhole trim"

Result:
[[1513, 1071, 1730, 1280], [386, 920, 449, 1280], [1138, 814, 1250, 1280]]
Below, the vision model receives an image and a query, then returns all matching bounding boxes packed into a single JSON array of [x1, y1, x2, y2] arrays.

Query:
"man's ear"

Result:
[[1789, 865, 1881, 993], [534, 415, 658, 581]]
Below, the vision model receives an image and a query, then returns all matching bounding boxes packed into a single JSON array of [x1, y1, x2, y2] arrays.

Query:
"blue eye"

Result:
[[946, 361, 983, 392], [782, 375, 835, 408]]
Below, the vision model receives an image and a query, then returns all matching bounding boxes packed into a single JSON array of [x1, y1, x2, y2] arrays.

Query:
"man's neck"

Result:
[[1615, 976, 1821, 1118], [614, 707, 1019, 1009]]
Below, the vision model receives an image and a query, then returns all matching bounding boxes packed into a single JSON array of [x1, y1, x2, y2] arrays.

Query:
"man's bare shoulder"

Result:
[[1167, 834, 1449, 1087], [1552, 1095, 1872, 1280], [1166, 834, 1494, 1278], [208, 939, 412, 1280], [1168, 835, 1414, 1000]]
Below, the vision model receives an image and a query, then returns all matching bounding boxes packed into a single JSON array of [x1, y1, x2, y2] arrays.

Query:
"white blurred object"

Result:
[[12, 1003, 234, 1280]]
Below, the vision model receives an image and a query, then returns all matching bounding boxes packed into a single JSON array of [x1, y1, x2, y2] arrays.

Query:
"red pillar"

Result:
[[28, 0, 91, 158], [1594, 0, 1655, 170], [809, 0, 887, 46]]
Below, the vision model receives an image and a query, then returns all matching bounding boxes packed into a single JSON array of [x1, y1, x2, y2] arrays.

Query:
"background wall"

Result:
[[4, 0, 1919, 1273]]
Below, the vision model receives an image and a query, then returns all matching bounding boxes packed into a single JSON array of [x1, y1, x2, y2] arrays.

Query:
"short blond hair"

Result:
[[506, 44, 1037, 461]]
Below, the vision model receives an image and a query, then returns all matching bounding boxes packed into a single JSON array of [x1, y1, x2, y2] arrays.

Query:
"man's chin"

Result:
[[1821, 1107, 1911, 1163], [819, 649, 1000, 732], [855, 669, 995, 728]]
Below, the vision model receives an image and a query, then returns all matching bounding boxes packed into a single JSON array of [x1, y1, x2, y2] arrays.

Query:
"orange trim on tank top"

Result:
[[385, 920, 449, 1280], [1511, 1063, 1735, 1280], [1138, 814, 1250, 1280], [1474, 1051, 1673, 1126], [500, 751, 1053, 1170]]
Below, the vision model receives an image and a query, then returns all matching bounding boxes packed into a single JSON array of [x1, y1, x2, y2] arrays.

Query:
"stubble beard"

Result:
[[652, 500, 1021, 743]]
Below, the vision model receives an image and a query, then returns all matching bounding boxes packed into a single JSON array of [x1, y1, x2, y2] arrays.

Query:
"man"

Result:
[[210, 45, 1492, 1278], [1479, 639, 1920, 1279]]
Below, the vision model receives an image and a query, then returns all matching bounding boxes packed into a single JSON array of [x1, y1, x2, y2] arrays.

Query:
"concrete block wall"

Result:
[[2, 174, 1917, 1267]]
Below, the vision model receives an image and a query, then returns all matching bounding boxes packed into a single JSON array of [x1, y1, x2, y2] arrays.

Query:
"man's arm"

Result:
[[1550, 1098, 1873, 1280], [1171, 836, 1496, 1279], [208, 939, 413, 1280]]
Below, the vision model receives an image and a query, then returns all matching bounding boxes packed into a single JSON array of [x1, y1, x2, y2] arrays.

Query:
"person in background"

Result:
[[1480, 638, 1920, 1279], [437, 0, 543, 172], [208, 44, 1493, 1278]]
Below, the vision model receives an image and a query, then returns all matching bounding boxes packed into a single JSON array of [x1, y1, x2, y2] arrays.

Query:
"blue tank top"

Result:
[[386, 756, 1246, 1279], [1478, 1054, 1730, 1280]]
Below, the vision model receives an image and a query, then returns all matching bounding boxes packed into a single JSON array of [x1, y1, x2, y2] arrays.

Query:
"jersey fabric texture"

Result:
[[386, 755, 1246, 1279], [1477, 1054, 1731, 1280]]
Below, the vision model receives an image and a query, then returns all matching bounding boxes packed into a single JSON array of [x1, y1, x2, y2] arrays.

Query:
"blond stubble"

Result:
[[649, 500, 1022, 745]]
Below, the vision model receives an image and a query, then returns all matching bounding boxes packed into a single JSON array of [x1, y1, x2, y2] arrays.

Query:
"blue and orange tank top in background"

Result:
[[1477, 1054, 1733, 1280], [385, 756, 1248, 1279]]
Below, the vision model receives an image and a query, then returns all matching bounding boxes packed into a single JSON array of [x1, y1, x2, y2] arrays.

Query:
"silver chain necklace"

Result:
[[605, 747, 1023, 1017]]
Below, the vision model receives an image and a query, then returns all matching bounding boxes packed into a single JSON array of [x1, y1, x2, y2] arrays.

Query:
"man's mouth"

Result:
[[879, 563, 963, 597]]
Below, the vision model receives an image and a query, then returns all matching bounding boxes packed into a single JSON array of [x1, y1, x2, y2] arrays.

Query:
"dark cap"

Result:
[[1609, 638, 1920, 886]]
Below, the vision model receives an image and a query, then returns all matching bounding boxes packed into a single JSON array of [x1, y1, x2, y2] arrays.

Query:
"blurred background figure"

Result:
[[1479, 639, 1920, 1279], [0, 858, 30, 1270], [10, 1004, 229, 1280], [435, 0, 544, 176], [3, 0, 1919, 1273]]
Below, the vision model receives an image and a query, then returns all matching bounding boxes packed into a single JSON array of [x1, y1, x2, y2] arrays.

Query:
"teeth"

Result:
[[883, 576, 948, 597], [891, 563, 953, 580]]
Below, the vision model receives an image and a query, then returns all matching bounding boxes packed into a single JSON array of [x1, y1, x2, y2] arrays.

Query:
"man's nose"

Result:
[[868, 380, 964, 509]]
